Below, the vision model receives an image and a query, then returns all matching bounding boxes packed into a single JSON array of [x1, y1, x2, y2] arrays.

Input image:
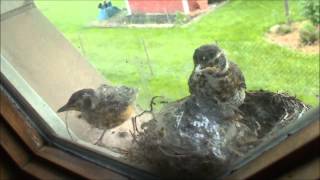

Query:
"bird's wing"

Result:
[[229, 61, 246, 89], [96, 84, 137, 104], [115, 86, 137, 103], [188, 71, 196, 94]]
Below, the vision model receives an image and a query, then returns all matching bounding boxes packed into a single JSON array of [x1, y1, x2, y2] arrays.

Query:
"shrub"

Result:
[[299, 22, 320, 45], [301, 0, 320, 25], [175, 12, 189, 25], [269, 24, 292, 35], [277, 24, 292, 35]]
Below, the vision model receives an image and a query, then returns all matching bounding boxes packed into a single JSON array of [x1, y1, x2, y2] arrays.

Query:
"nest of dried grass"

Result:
[[128, 90, 310, 179]]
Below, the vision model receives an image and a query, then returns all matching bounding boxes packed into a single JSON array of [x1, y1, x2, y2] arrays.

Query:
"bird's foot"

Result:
[[94, 129, 107, 146], [110, 147, 129, 155], [94, 139, 105, 146]]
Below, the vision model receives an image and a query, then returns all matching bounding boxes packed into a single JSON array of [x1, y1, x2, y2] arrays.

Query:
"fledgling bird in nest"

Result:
[[188, 44, 246, 119], [57, 84, 137, 145]]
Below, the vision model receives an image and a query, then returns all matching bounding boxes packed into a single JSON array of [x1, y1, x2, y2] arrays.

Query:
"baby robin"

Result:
[[57, 84, 137, 144], [188, 44, 246, 108], [188, 44, 246, 121]]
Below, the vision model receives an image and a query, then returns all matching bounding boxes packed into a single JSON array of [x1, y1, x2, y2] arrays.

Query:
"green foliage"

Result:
[[175, 12, 189, 25], [208, 0, 225, 4], [36, 0, 319, 107], [301, 0, 320, 25], [300, 22, 320, 45]]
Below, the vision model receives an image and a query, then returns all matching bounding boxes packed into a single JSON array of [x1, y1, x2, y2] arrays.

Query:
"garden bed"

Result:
[[267, 21, 319, 54]]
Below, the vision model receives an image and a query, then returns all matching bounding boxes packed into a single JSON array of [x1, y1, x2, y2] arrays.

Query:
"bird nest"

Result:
[[127, 90, 310, 179]]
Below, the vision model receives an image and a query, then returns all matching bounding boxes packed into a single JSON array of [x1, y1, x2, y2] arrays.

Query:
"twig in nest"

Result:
[[159, 146, 188, 158], [109, 146, 129, 155], [129, 130, 140, 145], [96, 143, 129, 155], [131, 96, 164, 134], [131, 116, 139, 134]]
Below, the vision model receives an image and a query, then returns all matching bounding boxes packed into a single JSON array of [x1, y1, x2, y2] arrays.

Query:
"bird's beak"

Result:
[[57, 104, 71, 113], [203, 66, 218, 73]]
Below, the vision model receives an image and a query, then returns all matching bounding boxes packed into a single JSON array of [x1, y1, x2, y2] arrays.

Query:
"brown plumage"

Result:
[[57, 84, 137, 144], [188, 44, 246, 107], [128, 44, 310, 179]]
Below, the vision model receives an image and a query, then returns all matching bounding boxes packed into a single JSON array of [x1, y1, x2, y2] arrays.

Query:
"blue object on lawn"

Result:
[[98, 8, 108, 20], [106, 6, 120, 18]]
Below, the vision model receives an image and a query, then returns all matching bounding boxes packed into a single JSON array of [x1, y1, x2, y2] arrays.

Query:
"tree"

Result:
[[284, 0, 291, 25], [301, 0, 320, 26]]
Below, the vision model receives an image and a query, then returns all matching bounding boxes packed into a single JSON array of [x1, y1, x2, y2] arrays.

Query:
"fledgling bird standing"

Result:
[[188, 44, 246, 108], [57, 84, 137, 144]]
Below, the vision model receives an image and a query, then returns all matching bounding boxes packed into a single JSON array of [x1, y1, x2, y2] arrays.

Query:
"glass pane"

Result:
[[1, 0, 31, 15], [2, 0, 319, 178]]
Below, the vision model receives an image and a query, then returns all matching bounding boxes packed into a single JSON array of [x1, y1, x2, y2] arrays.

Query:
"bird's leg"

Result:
[[94, 129, 107, 146], [131, 117, 137, 135], [134, 117, 140, 133], [130, 96, 162, 135]]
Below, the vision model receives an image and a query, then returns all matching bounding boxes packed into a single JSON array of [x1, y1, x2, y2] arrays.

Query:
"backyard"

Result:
[[36, 0, 319, 107]]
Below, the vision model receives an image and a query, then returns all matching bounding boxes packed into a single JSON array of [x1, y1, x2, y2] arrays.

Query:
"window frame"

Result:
[[1, 74, 319, 179], [0, 73, 157, 180], [1, 0, 319, 179]]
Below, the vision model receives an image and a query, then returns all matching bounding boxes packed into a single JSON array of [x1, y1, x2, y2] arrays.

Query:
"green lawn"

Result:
[[36, 0, 319, 107]]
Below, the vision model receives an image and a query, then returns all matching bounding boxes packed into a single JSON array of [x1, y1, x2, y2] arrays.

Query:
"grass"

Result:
[[36, 0, 319, 107]]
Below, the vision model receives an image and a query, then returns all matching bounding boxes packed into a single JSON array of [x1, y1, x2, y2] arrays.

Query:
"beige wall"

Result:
[[1, 4, 105, 112], [1, 0, 32, 15], [1, 1, 108, 141]]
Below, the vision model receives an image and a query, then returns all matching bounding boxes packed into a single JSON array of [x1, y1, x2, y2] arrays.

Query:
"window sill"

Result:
[[1, 86, 128, 180]]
